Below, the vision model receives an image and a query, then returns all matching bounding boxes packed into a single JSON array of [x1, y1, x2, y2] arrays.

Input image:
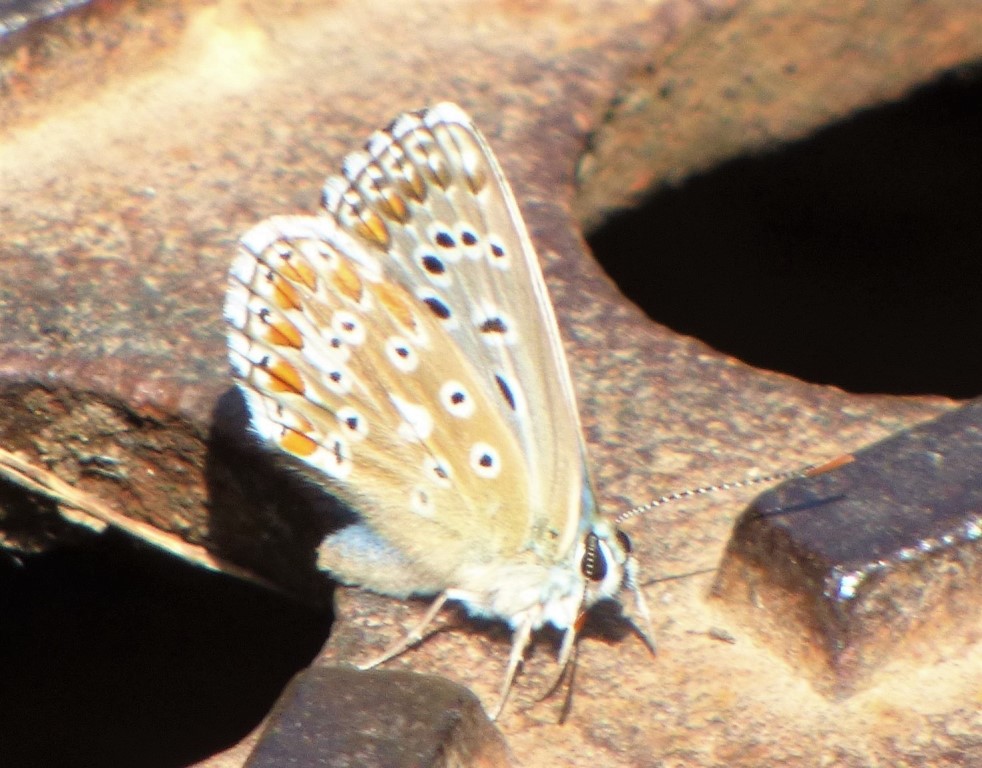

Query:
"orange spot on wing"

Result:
[[378, 189, 409, 222], [332, 259, 364, 302], [375, 283, 416, 330], [265, 319, 304, 349], [399, 170, 426, 202], [266, 359, 305, 394], [425, 157, 451, 189], [274, 249, 318, 290], [354, 210, 390, 248], [280, 428, 318, 457], [465, 165, 487, 195], [296, 260, 318, 289], [272, 276, 302, 310]]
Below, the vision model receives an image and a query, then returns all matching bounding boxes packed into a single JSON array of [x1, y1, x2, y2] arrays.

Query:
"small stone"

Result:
[[246, 665, 514, 768]]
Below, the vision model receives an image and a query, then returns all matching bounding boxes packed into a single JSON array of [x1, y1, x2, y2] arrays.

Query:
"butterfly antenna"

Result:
[[615, 455, 853, 526]]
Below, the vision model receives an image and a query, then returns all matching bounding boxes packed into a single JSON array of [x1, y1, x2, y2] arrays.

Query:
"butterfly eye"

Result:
[[581, 531, 608, 582], [616, 529, 632, 554]]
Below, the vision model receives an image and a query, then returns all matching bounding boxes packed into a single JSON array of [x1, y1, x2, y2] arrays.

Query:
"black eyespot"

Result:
[[345, 416, 359, 430], [494, 374, 516, 411], [469, 442, 500, 478], [479, 317, 507, 334], [421, 254, 445, 274], [616, 529, 632, 554], [329, 371, 342, 383], [461, 230, 478, 246], [395, 346, 409, 358], [581, 532, 608, 582], [423, 296, 451, 319], [451, 391, 465, 405], [434, 231, 455, 248], [490, 242, 505, 259]]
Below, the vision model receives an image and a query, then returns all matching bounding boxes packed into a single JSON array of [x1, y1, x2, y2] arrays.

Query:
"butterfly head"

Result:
[[574, 516, 655, 652], [578, 520, 630, 600]]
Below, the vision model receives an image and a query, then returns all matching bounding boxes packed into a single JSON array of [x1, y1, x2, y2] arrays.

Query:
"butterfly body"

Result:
[[224, 103, 651, 717]]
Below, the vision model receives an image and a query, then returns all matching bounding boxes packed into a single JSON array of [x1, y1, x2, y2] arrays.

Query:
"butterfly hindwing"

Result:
[[225, 214, 533, 589]]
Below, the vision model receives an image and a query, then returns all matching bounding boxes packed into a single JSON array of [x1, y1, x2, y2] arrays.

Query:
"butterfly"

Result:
[[223, 102, 654, 718]]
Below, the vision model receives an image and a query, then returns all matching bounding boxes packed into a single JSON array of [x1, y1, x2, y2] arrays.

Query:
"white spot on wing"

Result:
[[424, 455, 452, 488], [409, 486, 435, 517], [385, 336, 419, 372], [336, 406, 368, 441], [332, 310, 366, 345], [472, 304, 516, 346], [317, 432, 353, 480], [440, 380, 475, 418], [390, 395, 434, 442]]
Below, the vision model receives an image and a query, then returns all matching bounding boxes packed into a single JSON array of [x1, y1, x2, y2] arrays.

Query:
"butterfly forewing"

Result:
[[321, 103, 591, 562]]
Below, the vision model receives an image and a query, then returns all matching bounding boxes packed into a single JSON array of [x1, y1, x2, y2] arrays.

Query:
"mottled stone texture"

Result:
[[1, 1, 979, 767], [574, 0, 982, 231]]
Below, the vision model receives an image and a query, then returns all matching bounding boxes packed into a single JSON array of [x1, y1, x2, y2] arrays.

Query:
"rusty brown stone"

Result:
[[713, 399, 982, 696], [574, 0, 982, 231]]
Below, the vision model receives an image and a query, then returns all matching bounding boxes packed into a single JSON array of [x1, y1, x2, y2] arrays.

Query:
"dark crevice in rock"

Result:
[[589, 68, 982, 399]]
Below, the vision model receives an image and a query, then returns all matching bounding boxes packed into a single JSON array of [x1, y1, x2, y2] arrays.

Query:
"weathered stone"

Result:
[[714, 399, 982, 696], [245, 666, 513, 768]]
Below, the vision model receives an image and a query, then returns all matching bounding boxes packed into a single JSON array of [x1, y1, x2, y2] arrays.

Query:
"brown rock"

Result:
[[244, 666, 514, 768], [713, 399, 982, 696]]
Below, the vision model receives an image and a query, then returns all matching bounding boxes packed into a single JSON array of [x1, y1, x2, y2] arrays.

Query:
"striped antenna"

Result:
[[615, 454, 853, 525]]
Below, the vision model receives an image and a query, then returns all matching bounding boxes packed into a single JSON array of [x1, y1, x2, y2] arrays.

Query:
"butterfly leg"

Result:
[[625, 559, 657, 655], [533, 621, 579, 708], [357, 591, 450, 670], [489, 616, 535, 720], [556, 622, 578, 673]]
